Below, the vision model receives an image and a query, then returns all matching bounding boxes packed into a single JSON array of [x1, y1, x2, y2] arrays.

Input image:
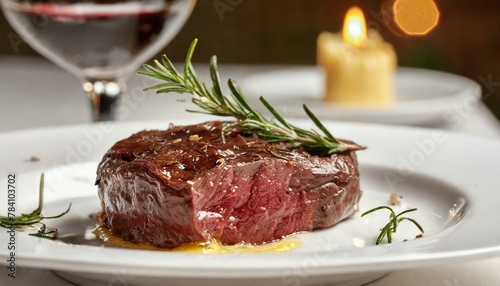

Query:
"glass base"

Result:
[[83, 79, 125, 121]]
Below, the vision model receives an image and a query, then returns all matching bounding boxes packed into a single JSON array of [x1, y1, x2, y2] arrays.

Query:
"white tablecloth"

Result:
[[1, 56, 500, 286]]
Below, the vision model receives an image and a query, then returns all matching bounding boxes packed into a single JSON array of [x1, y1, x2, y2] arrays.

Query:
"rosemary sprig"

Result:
[[361, 206, 424, 245], [0, 174, 71, 239], [138, 39, 365, 155]]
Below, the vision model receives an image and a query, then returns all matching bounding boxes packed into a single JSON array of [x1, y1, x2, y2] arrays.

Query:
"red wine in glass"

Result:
[[1, 0, 196, 121]]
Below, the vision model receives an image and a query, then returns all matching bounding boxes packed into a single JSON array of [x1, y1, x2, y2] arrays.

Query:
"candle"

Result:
[[317, 7, 397, 106]]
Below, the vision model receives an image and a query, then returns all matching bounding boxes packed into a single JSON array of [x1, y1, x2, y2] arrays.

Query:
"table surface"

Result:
[[1, 56, 500, 286]]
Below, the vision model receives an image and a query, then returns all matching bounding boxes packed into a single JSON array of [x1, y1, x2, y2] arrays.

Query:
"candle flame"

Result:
[[343, 7, 367, 47]]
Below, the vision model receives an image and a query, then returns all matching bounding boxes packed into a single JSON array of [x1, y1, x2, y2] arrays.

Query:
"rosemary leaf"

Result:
[[0, 174, 71, 240], [259, 96, 293, 130], [139, 39, 366, 155], [362, 205, 424, 245]]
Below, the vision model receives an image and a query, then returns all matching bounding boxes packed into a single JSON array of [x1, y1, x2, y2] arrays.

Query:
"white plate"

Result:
[[239, 67, 481, 126], [1, 120, 500, 286]]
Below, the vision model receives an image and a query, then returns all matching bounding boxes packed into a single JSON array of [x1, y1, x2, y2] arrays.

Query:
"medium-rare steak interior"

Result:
[[96, 121, 362, 248]]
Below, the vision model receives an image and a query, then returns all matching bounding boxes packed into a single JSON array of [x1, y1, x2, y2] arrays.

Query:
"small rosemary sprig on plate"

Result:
[[361, 206, 424, 245], [0, 174, 71, 239], [138, 39, 365, 155]]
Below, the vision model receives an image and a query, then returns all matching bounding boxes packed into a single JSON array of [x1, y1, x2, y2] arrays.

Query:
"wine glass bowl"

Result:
[[1, 0, 196, 121]]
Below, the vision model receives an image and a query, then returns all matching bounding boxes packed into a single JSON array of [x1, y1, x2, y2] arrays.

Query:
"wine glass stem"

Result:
[[84, 78, 125, 121]]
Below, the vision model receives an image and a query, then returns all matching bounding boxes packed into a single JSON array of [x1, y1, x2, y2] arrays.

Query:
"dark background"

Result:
[[1, 0, 499, 121]]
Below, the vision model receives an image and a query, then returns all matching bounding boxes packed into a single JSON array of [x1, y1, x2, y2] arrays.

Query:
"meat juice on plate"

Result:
[[2, 0, 175, 78]]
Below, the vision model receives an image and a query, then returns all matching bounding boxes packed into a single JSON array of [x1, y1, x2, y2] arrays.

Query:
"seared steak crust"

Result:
[[96, 121, 361, 248]]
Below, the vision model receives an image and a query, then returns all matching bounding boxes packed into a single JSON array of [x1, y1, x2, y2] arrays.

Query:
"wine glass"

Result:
[[1, 0, 196, 121]]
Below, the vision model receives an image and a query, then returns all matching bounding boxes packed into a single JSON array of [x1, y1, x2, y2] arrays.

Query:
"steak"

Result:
[[96, 121, 362, 248]]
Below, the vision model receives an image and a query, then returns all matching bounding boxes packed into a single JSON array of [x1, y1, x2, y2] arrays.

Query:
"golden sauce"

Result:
[[93, 224, 301, 254]]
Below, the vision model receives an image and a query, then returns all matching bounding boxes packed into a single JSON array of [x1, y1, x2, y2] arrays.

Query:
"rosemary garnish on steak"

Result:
[[361, 206, 424, 245], [138, 39, 365, 155], [0, 174, 71, 239]]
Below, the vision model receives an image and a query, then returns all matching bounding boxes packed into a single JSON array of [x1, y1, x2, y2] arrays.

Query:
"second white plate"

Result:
[[239, 67, 481, 126]]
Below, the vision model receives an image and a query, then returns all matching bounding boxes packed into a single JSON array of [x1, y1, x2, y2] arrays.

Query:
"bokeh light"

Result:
[[391, 0, 440, 36]]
